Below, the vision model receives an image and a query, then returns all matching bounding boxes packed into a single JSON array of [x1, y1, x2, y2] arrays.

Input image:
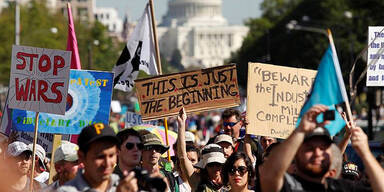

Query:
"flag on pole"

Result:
[[113, 3, 158, 92], [297, 32, 348, 136], [67, 3, 81, 69]]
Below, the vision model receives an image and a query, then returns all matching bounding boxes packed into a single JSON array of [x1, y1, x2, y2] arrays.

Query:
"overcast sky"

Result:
[[95, 0, 262, 25]]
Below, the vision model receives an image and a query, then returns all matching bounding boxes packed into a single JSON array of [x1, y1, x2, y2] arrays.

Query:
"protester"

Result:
[[221, 152, 255, 192], [214, 134, 234, 158], [57, 123, 138, 192], [259, 104, 384, 192], [42, 141, 81, 191], [221, 109, 243, 140], [28, 143, 49, 184], [259, 136, 277, 151], [141, 132, 176, 192], [177, 107, 226, 192], [115, 128, 143, 178], [7, 141, 46, 191]]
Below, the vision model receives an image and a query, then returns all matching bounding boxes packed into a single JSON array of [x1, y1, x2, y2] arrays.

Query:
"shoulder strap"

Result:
[[161, 169, 177, 192]]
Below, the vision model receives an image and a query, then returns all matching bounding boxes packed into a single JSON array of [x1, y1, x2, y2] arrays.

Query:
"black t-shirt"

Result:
[[281, 174, 372, 192]]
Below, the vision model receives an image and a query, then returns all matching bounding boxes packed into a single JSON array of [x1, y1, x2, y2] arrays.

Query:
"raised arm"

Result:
[[259, 105, 328, 192], [176, 107, 195, 180], [337, 112, 352, 154], [351, 127, 384, 192]]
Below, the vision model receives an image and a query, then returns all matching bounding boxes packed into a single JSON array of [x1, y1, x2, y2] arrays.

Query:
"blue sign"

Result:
[[10, 70, 114, 134]]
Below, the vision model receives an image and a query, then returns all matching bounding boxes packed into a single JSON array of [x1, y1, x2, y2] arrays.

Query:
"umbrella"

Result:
[[133, 124, 178, 156]]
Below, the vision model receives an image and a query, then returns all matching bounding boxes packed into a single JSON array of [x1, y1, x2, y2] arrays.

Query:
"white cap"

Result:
[[7, 141, 31, 157], [214, 134, 234, 146], [185, 131, 195, 143], [195, 144, 226, 169], [28, 143, 46, 170], [54, 141, 79, 164]]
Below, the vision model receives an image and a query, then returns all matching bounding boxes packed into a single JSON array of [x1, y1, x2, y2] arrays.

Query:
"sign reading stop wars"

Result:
[[8, 45, 71, 115]]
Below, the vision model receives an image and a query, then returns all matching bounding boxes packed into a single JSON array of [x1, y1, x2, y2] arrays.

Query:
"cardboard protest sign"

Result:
[[3, 70, 114, 134], [8, 45, 71, 115], [125, 111, 158, 127], [247, 63, 316, 139], [367, 26, 384, 86], [136, 64, 240, 120]]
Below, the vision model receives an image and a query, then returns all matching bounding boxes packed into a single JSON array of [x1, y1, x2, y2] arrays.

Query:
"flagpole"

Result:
[[148, 0, 171, 163], [29, 112, 39, 192], [327, 29, 355, 126], [148, 0, 162, 75]]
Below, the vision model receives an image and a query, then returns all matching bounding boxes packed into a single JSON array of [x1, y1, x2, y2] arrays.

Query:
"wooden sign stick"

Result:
[[29, 112, 39, 192]]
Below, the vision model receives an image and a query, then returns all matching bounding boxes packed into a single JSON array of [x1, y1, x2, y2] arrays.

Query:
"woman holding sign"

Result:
[[176, 107, 226, 192]]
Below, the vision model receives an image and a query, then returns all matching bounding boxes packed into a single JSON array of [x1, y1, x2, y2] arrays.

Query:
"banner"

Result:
[[8, 45, 71, 115], [113, 3, 158, 92], [247, 63, 316, 139], [367, 26, 384, 86], [136, 64, 240, 120], [4, 70, 113, 134], [125, 111, 158, 128]]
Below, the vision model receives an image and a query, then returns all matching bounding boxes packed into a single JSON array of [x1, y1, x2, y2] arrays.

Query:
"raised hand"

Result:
[[296, 105, 329, 133]]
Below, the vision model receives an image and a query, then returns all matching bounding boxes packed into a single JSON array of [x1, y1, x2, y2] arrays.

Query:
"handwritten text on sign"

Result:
[[8, 45, 71, 115], [247, 63, 316, 139], [367, 26, 384, 86], [135, 64, 240, 120]]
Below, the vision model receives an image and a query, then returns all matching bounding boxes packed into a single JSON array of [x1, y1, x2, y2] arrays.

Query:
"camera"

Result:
[[132, 167, 167, 192], [323, 110, 335, 121]]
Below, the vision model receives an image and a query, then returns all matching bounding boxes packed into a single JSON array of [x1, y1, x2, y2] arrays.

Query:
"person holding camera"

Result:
[[57, 123, 138, 192], [259, 105, 384, 192]]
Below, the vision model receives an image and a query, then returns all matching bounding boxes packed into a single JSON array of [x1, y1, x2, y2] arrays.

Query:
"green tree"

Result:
[[231, 0, 383, 91], [169, 49, 184, 71], [0, 0, 122, 84]]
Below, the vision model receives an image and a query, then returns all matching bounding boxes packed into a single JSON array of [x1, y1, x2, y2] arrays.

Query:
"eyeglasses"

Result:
[[143, 145, 163, 153], [223, 121, 239, 128], [229, 166, 248, 175], [125, 142, 144, 150]]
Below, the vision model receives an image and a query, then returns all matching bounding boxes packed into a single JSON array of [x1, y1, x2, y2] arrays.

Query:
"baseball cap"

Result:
[[214, 134, 234, 146], [54, 141, 79, 163], [304, 127, 333, 143], [28, 143, 47, 170], [142, 133, 169, 154], [78, 123, 119, 151], [195, 144, 226, 169], [185, 131, 195, 143], [7, 141, 31, 157]]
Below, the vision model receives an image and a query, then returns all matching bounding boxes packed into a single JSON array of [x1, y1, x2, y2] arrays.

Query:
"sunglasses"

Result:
[[223, 121, 239, 127], [125, 142, 144, 150], [143, 145, 163, 153], [229, 166, 248, 175]]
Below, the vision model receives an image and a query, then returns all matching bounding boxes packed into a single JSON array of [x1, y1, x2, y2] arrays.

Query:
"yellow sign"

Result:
[[246, 63, 316, 139], [136, 64, 240, 120]]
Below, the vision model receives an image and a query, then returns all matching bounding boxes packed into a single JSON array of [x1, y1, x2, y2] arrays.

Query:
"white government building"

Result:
[[157, 0, 249, 68]]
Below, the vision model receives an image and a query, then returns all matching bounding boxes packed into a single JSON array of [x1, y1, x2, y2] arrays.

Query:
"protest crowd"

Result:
[[0, 0, 384, 192], [0, 104, 382, 192]]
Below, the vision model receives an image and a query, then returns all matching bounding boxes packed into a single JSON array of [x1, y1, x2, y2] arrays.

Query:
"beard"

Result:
[[296, 157, 330, 178], [61, 169, 77, 183]]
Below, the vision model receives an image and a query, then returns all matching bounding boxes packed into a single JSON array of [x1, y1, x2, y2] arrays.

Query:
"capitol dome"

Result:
[[160, 0, 228, 27]]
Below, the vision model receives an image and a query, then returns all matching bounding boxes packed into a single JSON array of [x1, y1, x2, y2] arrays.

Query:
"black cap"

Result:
[[78, 123, 119, 151], [304, 127, 333, 143]]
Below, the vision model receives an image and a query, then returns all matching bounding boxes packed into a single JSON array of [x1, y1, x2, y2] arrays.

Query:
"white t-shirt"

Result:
[[34, 171, 49, 183]]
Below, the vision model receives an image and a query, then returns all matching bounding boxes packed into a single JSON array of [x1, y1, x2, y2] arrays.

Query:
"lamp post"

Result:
[[286, 20, 328, 36], [88, 40, 99, 70]]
